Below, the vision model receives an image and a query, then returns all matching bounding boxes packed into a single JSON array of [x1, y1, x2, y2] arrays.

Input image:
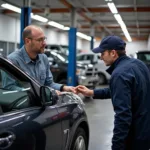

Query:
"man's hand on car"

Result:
[[75, 85, 94, 97], [55, 90, 61, 95], [63, 86, 77, 94]]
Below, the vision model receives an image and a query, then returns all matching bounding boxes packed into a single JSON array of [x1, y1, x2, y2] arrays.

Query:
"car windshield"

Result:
[[61, 45, 69, 55], [61, 45, 68, 51], [77, 55, 85, 61], [137, 53, 150, 62], [45, 51, 68, 63]]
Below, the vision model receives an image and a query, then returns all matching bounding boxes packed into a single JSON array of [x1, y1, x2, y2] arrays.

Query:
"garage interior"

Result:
[[0, 0, 150, 150]]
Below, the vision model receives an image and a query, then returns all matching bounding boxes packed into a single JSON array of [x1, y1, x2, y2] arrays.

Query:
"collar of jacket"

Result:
[[21, 46, 40, 64], [106, 55, 128, 75]]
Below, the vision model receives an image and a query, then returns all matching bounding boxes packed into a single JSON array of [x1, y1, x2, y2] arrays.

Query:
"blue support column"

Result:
[[90, 36, 94, 50], [68, 28, 77, 86], [90, 23, 95, 50], [20, 7, 31, 48]]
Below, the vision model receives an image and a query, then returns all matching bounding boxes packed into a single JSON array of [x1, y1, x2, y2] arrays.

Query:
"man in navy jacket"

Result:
[[77, 35, 150, 150]]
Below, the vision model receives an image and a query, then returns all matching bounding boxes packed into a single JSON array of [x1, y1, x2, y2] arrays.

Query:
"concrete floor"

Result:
[[83, 86, 114, 150]]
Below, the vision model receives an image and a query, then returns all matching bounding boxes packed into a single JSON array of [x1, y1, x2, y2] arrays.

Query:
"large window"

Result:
[[8, 42, 15, 55], [0, 41, 7, 56], [0, 41, 18, 56]]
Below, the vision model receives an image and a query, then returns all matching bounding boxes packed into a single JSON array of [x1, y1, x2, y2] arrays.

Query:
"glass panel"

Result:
[[8, 42, 15, 55], [0, 41, 7, 57], [0, 67, 36, 113], [86, 55, 93, 61], [137, 53, 150, 62], [77, 55, 84, 61]]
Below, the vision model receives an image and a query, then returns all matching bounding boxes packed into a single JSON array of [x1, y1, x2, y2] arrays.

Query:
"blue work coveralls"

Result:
[[93, 56, 150, 150]]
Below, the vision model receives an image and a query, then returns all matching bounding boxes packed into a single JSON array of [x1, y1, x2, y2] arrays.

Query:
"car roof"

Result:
[[77, 52, 96, 56]]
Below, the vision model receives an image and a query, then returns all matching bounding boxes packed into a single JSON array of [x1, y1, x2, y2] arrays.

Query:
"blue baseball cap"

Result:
[[92, 35, 126, 53]]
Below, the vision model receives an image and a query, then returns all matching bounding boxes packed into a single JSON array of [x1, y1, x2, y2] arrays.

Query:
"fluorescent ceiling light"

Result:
[[114, 14, 132, 42], [107, 3, 118, 14], [48, 21, 64, 30], [48, 21, 70, 30], [1, 3, 21, 13], [31, 14, 48, 23], [77, 32, 91, 41], [1, 3, 48, 23], [120, 23, 132, 42], [105, 0, 112, 1], [114, 14, 123, 24], [63, 27, 70, 30]]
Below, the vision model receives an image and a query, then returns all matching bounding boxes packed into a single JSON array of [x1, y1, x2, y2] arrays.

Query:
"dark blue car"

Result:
[[0, 56, 89, 150]]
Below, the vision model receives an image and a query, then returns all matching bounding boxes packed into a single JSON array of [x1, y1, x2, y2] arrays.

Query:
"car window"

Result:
[[137, 53, 150, 62], [45, 51, 68, 63], [49, 46, 60, 50], [44, 51, 51, 57], [0, 68, 37, 113], [77, 55, 84, 61], [97, 55, 101, 59], [85, 55, 93, 61]]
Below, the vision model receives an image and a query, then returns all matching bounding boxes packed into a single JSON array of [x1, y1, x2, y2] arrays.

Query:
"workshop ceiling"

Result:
[[0, 0, 150, 41]]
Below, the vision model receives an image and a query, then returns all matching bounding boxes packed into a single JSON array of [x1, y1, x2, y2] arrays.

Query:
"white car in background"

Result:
[[77, 52, 111, 85]]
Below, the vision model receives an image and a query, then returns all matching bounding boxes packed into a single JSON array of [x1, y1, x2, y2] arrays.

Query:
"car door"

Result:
[[0, 57, 62, 150]]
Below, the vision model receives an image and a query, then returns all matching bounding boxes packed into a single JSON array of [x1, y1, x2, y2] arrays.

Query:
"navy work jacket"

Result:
[[94, 56, 150, 150]]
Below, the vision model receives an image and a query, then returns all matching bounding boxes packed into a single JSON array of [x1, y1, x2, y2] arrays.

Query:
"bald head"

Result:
[[22, 25, 43, 42]]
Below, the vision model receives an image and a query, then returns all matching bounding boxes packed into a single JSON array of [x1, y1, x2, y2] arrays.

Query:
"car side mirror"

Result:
[[40, 86, 58, 106]]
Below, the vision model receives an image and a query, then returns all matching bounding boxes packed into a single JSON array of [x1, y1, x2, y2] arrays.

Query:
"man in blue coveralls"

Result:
[[76, 35, 150, 150]]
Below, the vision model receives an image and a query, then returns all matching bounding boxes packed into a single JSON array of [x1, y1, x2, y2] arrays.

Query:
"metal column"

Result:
[[67, 8, 77, 86], [20, 0, 31, 48], [90, 23, 95, 50], [90, 36, 94, 50]]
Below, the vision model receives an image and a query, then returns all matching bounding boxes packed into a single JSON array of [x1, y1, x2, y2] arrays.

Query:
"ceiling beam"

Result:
[[95, 36, 148, 41], [59, 0, 72, 9], [59, 0, 92, 22], [80, 25, 150, 29], [3, 6, 150, 14], [87, 7, 150, 12], [2, 8, 70, 14]]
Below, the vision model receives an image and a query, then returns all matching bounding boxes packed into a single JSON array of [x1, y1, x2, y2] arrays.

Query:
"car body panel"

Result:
[[0, 56, 89, 150]]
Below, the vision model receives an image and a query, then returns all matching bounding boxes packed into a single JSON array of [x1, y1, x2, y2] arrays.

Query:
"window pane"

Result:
[[86, 55, 93, 61], [8, 42, 15, 55], [77, 55, 84, 61], [0, 41, 7, 57], [0, 68, 37, 113]]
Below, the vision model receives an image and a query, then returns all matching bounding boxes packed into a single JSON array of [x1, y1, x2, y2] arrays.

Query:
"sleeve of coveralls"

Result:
[[110, 74, 132, 150], [93, 88, 111, 99]]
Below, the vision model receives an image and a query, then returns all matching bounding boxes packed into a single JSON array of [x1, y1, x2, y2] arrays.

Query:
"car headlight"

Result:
[[76, 69, 86, 76], [88, 64, 93, 68]]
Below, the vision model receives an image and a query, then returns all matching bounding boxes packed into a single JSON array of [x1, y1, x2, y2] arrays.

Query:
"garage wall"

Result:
[[81, 40, 90, 52], [43, 28, 82, 49], [126, 41, 148, 55], [0, 14, 20, 43], [0, 14, 148, 55], [0, 14, 84, 52]]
